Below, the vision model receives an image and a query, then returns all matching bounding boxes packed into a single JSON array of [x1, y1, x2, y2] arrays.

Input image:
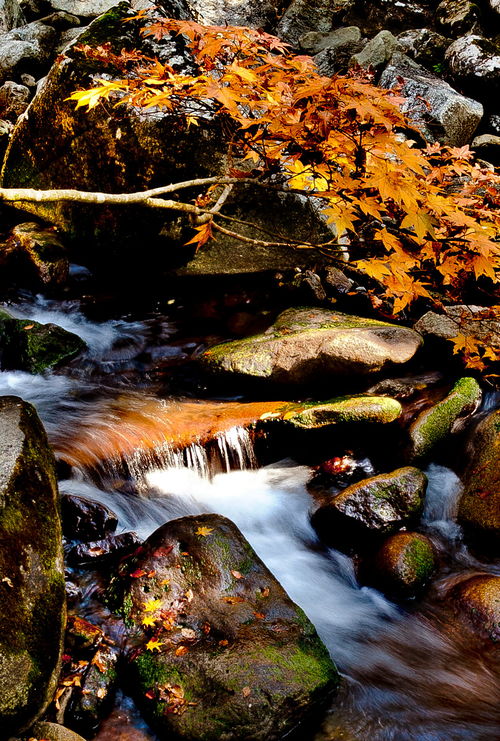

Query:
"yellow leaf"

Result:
[[143, 598, 163, 613], [142, 615, 156, 627], [146, 639, 163, 652], [195, 526, 214, 537]]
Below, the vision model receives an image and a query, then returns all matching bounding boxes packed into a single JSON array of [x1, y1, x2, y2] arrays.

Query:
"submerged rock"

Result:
[[449, 574, 500, 642], [407, 377, 482, 461], [109, 513, 338, 741], [201, 307, 422, 386], [283, 395, 402, 429], [0, 396, 65, 737], [362, 531, 436, 600], [379, 52, 483, 145], [0, 308, 86, 373], [66, 642, 119, 736], [458, 408, 500, 553], [311, 467, 427, 551]]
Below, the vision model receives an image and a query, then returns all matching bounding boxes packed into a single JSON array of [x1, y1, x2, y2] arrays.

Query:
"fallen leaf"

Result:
[[175, 645, 189, 656], [254, 612, 265, 620], [91, 653, 107, 672], [242, 686, 252, 697], [142, 615, 156, 627], [23, 324, 34, 330], [144, 598, 163, 613], [218, 639, 229, 646], [146, 639, 164, 652], [222, 595, 245, 604], [185, 589, 194, 603], [260, 587, 270, 598], [231, 570, 243, 579], [196, 526, 214, 537], [145, 689, 155, 700], [130, 568, 147, 578]]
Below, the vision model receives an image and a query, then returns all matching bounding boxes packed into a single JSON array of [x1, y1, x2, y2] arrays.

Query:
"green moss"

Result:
[[247, 643, 337, 692], [180, 553, 203, 584], [121, 594, 134, 628]]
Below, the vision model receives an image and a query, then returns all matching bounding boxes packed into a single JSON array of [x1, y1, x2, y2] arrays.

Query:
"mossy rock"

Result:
[[5, 222, 69, 289], [0, 396, 66, 736], [362, 532, 436, 600], [407, 377, 482, 461], [457, 408, 500, 554], [201, 307, 422, 385], [19, 722, 87, 741], [311, 467, 427, 552], [109, 514, 338, 740], [449, 575, 500, 643], [283, 395, 402, 429], [0, 308, 85, 373]]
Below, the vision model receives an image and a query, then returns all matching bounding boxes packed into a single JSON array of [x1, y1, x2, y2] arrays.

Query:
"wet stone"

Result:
[[61, 494, 118, 542], [66, 531, 141, 566], [449, 575, 500, 643]]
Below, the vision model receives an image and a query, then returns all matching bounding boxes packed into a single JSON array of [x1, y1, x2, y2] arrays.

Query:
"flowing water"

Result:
[[3, 294, 499, 741]]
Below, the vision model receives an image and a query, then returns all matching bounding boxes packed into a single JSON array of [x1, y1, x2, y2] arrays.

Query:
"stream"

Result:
[[3, 293, 499, 741]]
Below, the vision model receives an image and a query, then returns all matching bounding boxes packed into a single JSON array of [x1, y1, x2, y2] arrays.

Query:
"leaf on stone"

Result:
[[175, 645, 189, 656], [130, 568, 147, 578], [91, 652, 107, 672], [222, 595, 245, 604], [146, 639, 164, 652], [142, 615, 156, 627], [195, 526, 214, 537], [185, 589, 194, 602], [231, 570, 243, 579], [144, 598, 163, 613], [242, 686, 252, 697]]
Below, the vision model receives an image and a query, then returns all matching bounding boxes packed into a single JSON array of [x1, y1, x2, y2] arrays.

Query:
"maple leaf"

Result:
[[195, 526, 214, 537], [146, 639, 164, 652], [143, 598, 163, 613], [142, 615, 156, 627], [231, 570, 243, 579]]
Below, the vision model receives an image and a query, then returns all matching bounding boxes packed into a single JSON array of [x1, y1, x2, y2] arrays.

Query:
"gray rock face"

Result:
[[379, 52, 483, 145], [0, 81, 30, 121], [311, 467, 428, 551], [0, 397, 65, 737], [344, 0, 432, 36], [300, 26, 362, 55], [48, 0, 120, 16], [397, 28, 451, 68], [186, 0, 280, 27], [350, 30, 401, 72], [0, 21, 56, 84], [445, 35, 500, 99], [471, 133, 500, 164], [0, 0, 25, 32], [436, 0, 482, 36], [109, 513, 338, 740], [414, 305, 500, 347], [201, 307, 423, 385], [275, 0, 355, 47]]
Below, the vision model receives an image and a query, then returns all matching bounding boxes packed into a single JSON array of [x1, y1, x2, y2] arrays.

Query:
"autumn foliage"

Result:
[[69, 12, 500, 369]]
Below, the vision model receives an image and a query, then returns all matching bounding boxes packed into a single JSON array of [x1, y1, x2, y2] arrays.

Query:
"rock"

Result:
[[26, 722, 87, 741], [436, 0, 482, 37], [471, 133, 500, 165], [47, 0, 121, 17], [0, 308, 86, 374], [449, 575, 500, 642], [445, 35, 500, 100], [396, 28, 451, 69], [311, 467, 427, 551], [108, 514, 338, 740], [414, 305, 500, 351], [367, 371, 445, 400], [0, 21, 57, 84], [0, 81, 30, 120], [186, 0, 281, 27], [39, 11, 81, 29], [308, 27, 364, 74], [1, 3, 332, 273], [66, 642, 119, 736], [201, 307, 422, 386], [300, 26, 362, 54], [283, 395, 402, 429], [322, 265, 355, 295], [491, 0, 500, 15], [407, 377, 482, 461], [379, 52, 483, 145], [65, 616, 104, 654], [61, 494, 118, 542], [0, 0, 25, 32], [55, 26, 85, 52], [362, 532, 436, 600], [5, 222, 69, 288], [344, 0, 432, 36], [66, 531, 141, 566], [350, 30, 401, 73], [0, 396, 65, 737], [458, 408, 500, 552], [275, 0, 355, 47], [0, 118, 13, 160]]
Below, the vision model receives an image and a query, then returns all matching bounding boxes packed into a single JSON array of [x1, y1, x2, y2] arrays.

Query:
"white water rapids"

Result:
[[2, 295, 499, 740]]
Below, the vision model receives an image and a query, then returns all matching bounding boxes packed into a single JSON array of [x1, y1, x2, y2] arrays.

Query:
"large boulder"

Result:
[[396, 28, 451, 68], [47, 0, 123, 18], [379, 52, 483, 145], [0, 0, 25, 32], [200, 307, 422, 386], [186, 0, 282, 27], [0, 396, 66, 736], [0, 308, 85, 373], [283, 395, 402, 429], [108, 513, 338, 740], [458, 408, 500, 552], [350, 30, 401, 73], [311, 467, 428, 551], [407, 377, 482, 461], [436, 0, 483, 37], [2, 222, 69, 289], [1, 2, 332, 275], [445, 35, 500, 101], [275, 0, 355, 47], [449, 575, 500, 643], [414, 305, 500, 359]]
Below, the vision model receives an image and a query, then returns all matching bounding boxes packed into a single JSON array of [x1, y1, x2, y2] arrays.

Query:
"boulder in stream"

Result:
[[407, 377, 482, 461], [201, 307, 422, 386], [108, 513, 339, 740], [283, 395, 402, 429], [311, 467, 427, 551], [449, 574, 500, 643], [2, 222, 69, 289], [0, 396, 66, 737], [458, 408, 500, 553]]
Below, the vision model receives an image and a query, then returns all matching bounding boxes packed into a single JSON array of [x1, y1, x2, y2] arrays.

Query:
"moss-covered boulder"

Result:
[[311, 467, 427, 551], [108, 513, 338, 740], [0, 396, 66, 737], [0, 308, 85, 373], [448, 575, 500, 643], [362, 532, 436, 600], [3, 222, 69, 289], [201, 308, 422, 385], [458, 409, 500, 553], [283, 395, 402, 429], [407, 377, 482, 461], [18, 722, 87, 741]]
